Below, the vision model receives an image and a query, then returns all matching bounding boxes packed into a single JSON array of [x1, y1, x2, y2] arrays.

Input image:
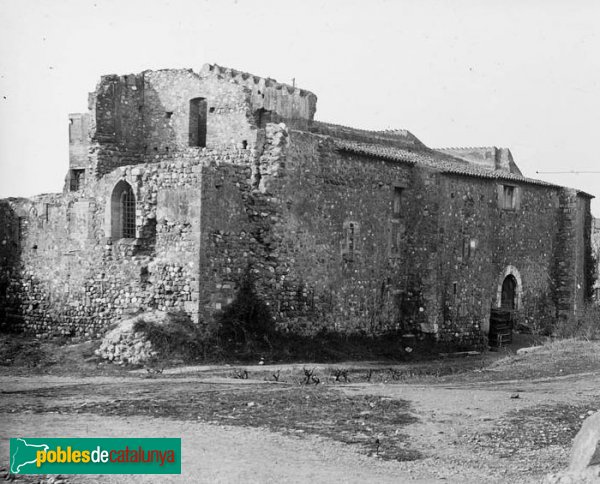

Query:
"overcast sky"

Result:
[[1, 0, 599, 214]]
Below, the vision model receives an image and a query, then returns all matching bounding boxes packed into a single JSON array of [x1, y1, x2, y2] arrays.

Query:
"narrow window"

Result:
[[111, 180, 136, 239], [462, 238, 469, 259], [461, 238, 478, 260], [504, 185, 515, 209], [342, 221, 360, 261], [68, 118, 74, 143], [17, 217, 26, 245], [189, 97, 207, 147], [69, 169, 85, 192], [392, 186, 403, 218], [121, 188, 136, 238], [500, 185, 517, 210], [389, 222, 405, 258]]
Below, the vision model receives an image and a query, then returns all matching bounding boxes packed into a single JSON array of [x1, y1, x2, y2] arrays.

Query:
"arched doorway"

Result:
[[500, 275, 517, 310], [495, 265, 522, 311], [489, 266, 522, 347]]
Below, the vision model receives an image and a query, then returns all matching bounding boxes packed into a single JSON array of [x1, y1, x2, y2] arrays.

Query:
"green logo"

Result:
[[9, 438, 181, 474]]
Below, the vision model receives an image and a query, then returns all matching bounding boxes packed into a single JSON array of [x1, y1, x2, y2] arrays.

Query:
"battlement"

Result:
[[200, 63, 315, 99], [200, 63, 317, 123]]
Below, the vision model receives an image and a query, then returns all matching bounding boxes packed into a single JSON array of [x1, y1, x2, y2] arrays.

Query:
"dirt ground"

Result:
[[1, 338, 599, 483]]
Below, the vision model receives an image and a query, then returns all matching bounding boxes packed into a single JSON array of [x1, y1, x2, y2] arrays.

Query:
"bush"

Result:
[[553, 303, 600, 340], [133, 311, 203, 361], [215, 269, 274, 349]]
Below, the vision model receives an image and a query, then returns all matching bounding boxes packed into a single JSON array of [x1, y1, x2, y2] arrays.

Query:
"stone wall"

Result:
[[1, 65, 594, 347], [0, 146, 253, 338], [2, 121, 592, 346], [68, 113, 90, 169], [192, 128, 593, 346], [436, 175, 563, 338], [592, 218, 600, 300]]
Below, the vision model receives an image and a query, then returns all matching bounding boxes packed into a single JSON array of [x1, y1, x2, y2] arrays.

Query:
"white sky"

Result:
[[1, 0, 599, 214]]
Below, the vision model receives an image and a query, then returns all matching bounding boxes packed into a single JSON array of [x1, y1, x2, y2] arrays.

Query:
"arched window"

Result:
[[111, 181, 136, 239]]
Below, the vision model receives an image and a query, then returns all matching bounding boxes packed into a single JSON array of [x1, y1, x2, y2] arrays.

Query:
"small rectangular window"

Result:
[[498, 184, 520, 210]]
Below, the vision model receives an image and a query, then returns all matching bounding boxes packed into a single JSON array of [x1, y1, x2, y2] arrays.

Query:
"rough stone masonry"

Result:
[[0, 63, 594, 347]]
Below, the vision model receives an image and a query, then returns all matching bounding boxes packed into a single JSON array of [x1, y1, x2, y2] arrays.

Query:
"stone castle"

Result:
[[0, 64, 594, 346]]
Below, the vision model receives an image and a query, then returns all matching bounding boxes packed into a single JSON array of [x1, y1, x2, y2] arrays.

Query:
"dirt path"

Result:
[[1, 370, 599, 483], [1, 413, 441, 484], [341, 373, 600, 482]]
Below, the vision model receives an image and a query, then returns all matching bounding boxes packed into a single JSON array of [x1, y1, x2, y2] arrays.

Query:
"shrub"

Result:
[[553, 303, 600, 340], [133, 311, 203, 361], [215, 268, 274, 349]]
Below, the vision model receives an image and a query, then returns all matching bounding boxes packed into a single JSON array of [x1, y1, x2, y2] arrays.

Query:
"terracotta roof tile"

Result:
[[334, 139, 563, 189]]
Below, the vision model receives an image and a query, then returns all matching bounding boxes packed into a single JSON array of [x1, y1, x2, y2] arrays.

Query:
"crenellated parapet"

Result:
[[200, 63, 317, 123]]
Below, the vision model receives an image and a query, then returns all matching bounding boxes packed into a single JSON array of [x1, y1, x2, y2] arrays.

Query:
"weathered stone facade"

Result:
[[0, 64, 594, 346]]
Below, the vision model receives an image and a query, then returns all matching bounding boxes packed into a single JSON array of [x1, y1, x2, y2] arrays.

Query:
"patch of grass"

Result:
[[0, 333, 123, 376], [475, 402, 598, 464], [0, 335, 52, 368], [479, 338, 600, 381], [7, 381, 421, 462]]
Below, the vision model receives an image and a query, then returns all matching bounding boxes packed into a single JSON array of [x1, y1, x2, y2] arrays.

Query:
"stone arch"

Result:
[[495, 265, 523, 310], [109, 180, 136, 239]]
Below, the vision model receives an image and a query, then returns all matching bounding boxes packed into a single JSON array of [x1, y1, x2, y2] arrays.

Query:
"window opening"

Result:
[[392, 187, 403, 218], [189, 97, 207, 147]]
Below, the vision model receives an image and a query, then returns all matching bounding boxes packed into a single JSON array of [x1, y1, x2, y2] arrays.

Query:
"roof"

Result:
[[333, 139, 567, 189], [436, 146, 524, 177], [309, 121, 425, 149]]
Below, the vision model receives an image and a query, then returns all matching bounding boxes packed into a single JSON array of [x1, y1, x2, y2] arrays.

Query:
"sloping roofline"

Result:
[[333, 139, 594, 197]]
